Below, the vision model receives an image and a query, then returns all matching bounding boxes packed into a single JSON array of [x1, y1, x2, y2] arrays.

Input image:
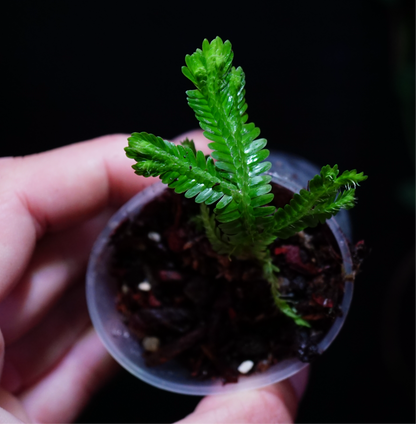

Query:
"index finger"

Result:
[[0, 129, 206, 300]]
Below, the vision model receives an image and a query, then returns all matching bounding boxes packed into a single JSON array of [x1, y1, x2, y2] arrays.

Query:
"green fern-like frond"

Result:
[[263, 256, 310, 327], [126, 37, 367, 328], [200, 203, 233, 256], [180, 137, 197, 156], [273, 165, 368, 239], [182, 37, 274, 252], [271, 281, 311, 327], [125, 132, 240, 204]]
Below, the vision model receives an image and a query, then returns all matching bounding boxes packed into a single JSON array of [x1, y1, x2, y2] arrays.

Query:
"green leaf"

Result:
[[196, 150, 206, 169], [246, 149, 270, 165], [248, 161, 272, 176], [126, 132, 239, 205], [195, 188, 214, 203], [273, 164, 368, 239], [200, 205, 233, 256], [250, 193, 274, 208], [180, 138, 197, 156], [216, 209, 241, 223], [184, 183, 205, 198], [244, 138, 267, 155], [269, 275, 310, 327], [252, 206, 276, 217], [182, 37, 273, 250], [215, 162, 237, 173], [248, 184, 272, 198], [215, 194, 233, 210], [206, 157, 216, 176], [249, 174, 272, 187], [205, 190, 224, 205], [219, 219, 243, 234]]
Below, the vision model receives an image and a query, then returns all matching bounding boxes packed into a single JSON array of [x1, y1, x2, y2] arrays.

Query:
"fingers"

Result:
[[0, 134, 153, 302], [0, 129, 208, 422], [1, 284, 89, 394], [0, 131, 207, 340], [0, 207, 115, 345], [0, 407, 25, 424], [0, 330, 28, 423], [176, 380, 298, 424], [0, 389, 29, 423], [1, 130, 205, 240], [0, 134, 150, 235], [19, 328, 118, 424], [0, 131, 208, 302]]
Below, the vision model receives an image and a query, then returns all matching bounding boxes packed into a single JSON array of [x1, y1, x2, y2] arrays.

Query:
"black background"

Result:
[[3, 1, 415, 423]]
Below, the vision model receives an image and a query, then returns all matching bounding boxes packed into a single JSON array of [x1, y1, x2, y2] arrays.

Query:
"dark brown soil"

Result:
[[109, 183, 350, 384]]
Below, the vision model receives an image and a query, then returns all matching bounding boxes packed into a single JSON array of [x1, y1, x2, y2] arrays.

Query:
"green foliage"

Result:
[[182, 37, 275, 258], [274, 165, 367, 239], [125, 132, 238, 203], [200, 203, 232, 256], [125, 37, 367, 326]]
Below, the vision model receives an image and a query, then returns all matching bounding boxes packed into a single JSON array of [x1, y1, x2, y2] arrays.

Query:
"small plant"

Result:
[[125, 37, 367, 328]]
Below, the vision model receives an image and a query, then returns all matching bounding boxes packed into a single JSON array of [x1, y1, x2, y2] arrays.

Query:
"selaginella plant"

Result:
[[125, 37, 367, 327]]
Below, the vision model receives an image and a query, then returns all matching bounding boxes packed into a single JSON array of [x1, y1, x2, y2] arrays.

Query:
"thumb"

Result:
[[176, 367, 309, 424]]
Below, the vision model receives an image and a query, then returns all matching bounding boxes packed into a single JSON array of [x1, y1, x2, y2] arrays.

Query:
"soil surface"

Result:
[[109, 183, 351, 383]]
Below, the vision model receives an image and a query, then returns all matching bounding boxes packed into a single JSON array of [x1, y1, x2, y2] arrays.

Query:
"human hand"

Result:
[[0, 132, 157, 422], [0, 130, 307, 423]]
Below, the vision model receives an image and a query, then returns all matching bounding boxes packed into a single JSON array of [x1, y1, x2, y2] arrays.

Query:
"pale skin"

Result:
[[0, 130, 308, 423]]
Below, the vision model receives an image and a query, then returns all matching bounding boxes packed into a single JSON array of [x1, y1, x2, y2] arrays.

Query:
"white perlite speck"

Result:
[[148, 232, 161, 242], [138, 281, 151, 291], [238, 360, 254, 374], [142, 336, 160, 352], [121, 284, 129, 294]]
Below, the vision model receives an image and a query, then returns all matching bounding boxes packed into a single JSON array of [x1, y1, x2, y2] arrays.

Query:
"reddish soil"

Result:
[[109, 184, 355, 383]]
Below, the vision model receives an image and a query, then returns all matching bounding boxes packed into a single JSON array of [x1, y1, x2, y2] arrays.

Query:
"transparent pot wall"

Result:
[[86, 152, 354, 395]]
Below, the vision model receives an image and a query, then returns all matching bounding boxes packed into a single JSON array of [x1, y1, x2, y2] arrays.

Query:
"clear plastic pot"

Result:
[[86, 152, 354, 395]]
